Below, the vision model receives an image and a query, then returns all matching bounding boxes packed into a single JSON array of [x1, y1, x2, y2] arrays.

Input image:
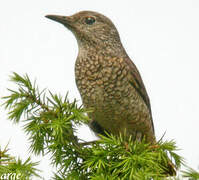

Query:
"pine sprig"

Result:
[[182, 167, 199, 180], [3, 73, 91, 178], [3, 73, 49, 123], [3, 73, 89, 154], [81, 134, 184, 180], [0, 144, 41, 179], [2, 72, 194, 179]]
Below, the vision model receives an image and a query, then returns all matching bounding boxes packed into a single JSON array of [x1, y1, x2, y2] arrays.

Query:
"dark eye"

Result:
[[85, 17, 95, 25]]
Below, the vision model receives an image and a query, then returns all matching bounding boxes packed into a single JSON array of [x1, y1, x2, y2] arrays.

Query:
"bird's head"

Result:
[[45, 11, 123, 52]]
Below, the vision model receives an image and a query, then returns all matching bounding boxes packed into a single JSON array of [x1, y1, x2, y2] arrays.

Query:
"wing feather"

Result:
[[125, 57, 155, 133]]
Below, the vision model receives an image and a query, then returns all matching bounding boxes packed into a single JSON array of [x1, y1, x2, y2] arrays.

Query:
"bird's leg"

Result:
[[79, 140, 98, 146]]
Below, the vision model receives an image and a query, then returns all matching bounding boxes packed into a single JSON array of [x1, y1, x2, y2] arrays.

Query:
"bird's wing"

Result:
[[125, 57, 155, 133]]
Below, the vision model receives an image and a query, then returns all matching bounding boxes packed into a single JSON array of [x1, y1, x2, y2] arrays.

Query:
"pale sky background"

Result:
[[0, 0, 199, 179]]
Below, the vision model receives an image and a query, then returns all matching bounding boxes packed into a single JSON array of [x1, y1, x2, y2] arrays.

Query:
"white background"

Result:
[[0, 0, 199, 179]]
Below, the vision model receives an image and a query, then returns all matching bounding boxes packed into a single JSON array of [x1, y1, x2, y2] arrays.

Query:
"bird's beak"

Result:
[[45, 15, 72, 28]]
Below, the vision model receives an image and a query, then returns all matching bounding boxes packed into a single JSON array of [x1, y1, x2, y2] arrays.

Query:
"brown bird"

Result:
[[45, 11, 155, 143]]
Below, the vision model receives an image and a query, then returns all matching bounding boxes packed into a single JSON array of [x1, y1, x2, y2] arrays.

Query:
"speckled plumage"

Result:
[[46, 11, 155, 143]]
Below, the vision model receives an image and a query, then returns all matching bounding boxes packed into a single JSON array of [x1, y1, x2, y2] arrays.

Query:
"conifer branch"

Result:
[[0, 144, 41, 179], [182, 167, 199, 180], [2, 72, 197, 179]]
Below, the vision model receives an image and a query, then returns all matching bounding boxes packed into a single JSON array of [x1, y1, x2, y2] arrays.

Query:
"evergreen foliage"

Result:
[[182, 168, 199, 180], [1, 73, 198, 179], [0, 143, 40, 179]]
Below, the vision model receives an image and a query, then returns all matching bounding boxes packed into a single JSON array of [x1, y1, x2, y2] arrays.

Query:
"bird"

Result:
[[45, 11, 156, 143]]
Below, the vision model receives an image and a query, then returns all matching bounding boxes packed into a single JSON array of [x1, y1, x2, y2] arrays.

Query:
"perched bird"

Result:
[[46, 11, 155, 143]]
